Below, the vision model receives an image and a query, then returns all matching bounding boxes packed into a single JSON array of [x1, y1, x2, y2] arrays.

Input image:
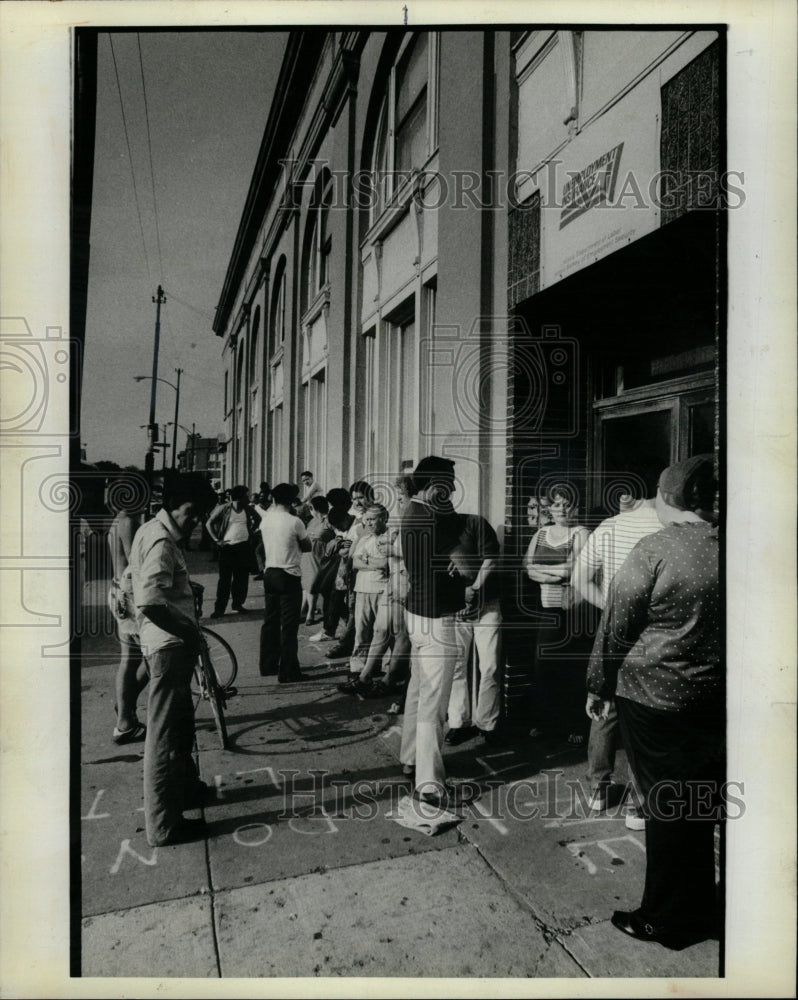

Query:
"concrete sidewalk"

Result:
[[79, 549, 721, 981]]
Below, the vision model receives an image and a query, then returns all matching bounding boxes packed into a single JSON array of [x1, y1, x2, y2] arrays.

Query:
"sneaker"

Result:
[[625, 809, 646, 831], [309, 630, 335, 642]]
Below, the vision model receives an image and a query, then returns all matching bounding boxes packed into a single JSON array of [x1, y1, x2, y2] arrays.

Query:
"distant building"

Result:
[[177, 433, 224, 486], [213, 28, 723, 541]]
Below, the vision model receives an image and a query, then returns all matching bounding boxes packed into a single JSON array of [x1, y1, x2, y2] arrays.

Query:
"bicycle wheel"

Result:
[[199, 626, 238, 691], [198, 644, 229, 750]]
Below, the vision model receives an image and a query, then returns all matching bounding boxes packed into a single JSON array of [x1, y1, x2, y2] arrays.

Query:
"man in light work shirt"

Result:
[[571, 475, 663, 826], [129, 473, 218, 847]]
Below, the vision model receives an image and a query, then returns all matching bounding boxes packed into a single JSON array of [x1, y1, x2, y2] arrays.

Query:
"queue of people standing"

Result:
[[105, 454, 721, 951]]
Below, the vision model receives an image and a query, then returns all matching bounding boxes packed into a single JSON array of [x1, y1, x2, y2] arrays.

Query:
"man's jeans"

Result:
[[143, 644, 199, 846], [400, 612, 457, 795], [447, 599, 502, 733]]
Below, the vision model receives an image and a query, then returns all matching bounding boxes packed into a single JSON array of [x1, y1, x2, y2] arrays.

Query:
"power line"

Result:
[[136, 33, 166, 285], [108, 34, 152, 284], [164, 288, 216, 323]]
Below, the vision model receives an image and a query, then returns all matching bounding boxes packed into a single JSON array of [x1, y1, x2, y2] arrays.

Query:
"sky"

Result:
[[81, 30, 287, 468]]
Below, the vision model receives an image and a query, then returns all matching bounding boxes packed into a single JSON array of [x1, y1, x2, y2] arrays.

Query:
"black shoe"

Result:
[[259, 667, 278, 677], [231, 605, 248, 614], [444, 725, 476, 746], [610, 910, 703, 951], [337, 676, 369, 696], [479, 727, 502, 746], [149, 817, 206, 847], [362, 679, 393, 699], [326, 644, 353, 659], [278, 673, 306, 683], [210, 611, 224, 619]]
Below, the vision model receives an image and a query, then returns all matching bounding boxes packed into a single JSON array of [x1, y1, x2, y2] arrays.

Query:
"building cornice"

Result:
[[213, 31, 327, 338]]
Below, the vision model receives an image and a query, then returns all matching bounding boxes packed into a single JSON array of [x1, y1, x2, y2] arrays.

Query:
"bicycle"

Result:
[[188, 584, 238, 750]]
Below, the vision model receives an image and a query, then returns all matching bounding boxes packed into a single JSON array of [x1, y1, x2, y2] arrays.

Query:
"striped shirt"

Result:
[[575, 502, 663, 600]]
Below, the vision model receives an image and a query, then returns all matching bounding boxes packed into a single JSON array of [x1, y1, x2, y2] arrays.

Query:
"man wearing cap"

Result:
[[587, 455, 722, 950], [399, 456, 466, 805]]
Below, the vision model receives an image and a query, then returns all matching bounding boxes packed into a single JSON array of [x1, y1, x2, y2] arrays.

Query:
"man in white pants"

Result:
[[399, 456, 465, 806], [445, 513, 503, 746]]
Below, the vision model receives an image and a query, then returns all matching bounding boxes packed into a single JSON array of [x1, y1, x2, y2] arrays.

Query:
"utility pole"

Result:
[[161, 423, 169, 471], [171, 367, 183, 470], [190, 422, 196, 471], [145, 285, 166, 479]]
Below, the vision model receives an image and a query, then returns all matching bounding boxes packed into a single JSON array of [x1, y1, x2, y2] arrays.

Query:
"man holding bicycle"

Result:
[[129, 473, 217, 847]]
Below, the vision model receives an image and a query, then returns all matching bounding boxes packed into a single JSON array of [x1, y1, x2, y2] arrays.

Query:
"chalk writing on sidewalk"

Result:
[[82, 789, 110, 820], [232, 823, 274, 847], [110, 840, 158, 874]]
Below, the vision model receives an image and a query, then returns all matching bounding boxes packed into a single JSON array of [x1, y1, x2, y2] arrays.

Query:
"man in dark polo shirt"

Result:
[[399, 456, 466, 805]]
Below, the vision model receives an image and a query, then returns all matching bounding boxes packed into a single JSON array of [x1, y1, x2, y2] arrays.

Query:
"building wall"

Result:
[[215, 27, 722, 545]]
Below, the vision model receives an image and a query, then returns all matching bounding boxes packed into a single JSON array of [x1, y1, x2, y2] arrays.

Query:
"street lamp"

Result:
[[133, 367, 182, 471]]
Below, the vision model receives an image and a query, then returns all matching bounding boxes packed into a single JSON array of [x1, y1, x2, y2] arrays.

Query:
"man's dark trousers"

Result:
[[260, 568, 302, 680], [214, 541, 251, 614]]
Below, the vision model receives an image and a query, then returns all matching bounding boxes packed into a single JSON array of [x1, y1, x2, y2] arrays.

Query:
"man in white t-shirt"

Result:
[[572, 483, 663, 828], [258, 482, 311, 681], [206, 485, 259, 617]]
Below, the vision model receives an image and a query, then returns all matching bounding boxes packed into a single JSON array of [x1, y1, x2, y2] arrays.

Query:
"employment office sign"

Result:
[[559, 143, 625, 228], [536, 80, 660, 289]]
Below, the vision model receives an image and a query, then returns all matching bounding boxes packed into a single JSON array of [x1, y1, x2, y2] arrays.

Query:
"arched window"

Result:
[[269, 257, 286, 355]]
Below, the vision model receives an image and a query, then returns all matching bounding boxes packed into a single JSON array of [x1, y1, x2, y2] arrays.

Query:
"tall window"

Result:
[[303, 368, 327, 485], [371, 33, 438, 221], [249, 307, 260, 384], [235, 342, 245, 404], [364, 308, 418, 473], [304, 175, 333, 310], [271, 404, 283, 483], [395, 34, 429, 174], [269, 258, 286, 356]]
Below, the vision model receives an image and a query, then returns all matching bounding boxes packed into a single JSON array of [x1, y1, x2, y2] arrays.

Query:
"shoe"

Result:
[[625, 809, 646, 831], [309, 631, 335, 642], [479, 728, 502, 746], [588, 783, 610, 812], [610, 910, 696, 951], [362, 680, 393, 699], [337, 677, 369, 696], [326, 645, 353, 659], [210, 611, 224, 619], [112, 722, 146, 745], [528, 727, 545, 739], [149, 817, 207, 848], [444, 725, 476, 746], [401, 764, 415, 776], [231, 605, 248, 614]]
